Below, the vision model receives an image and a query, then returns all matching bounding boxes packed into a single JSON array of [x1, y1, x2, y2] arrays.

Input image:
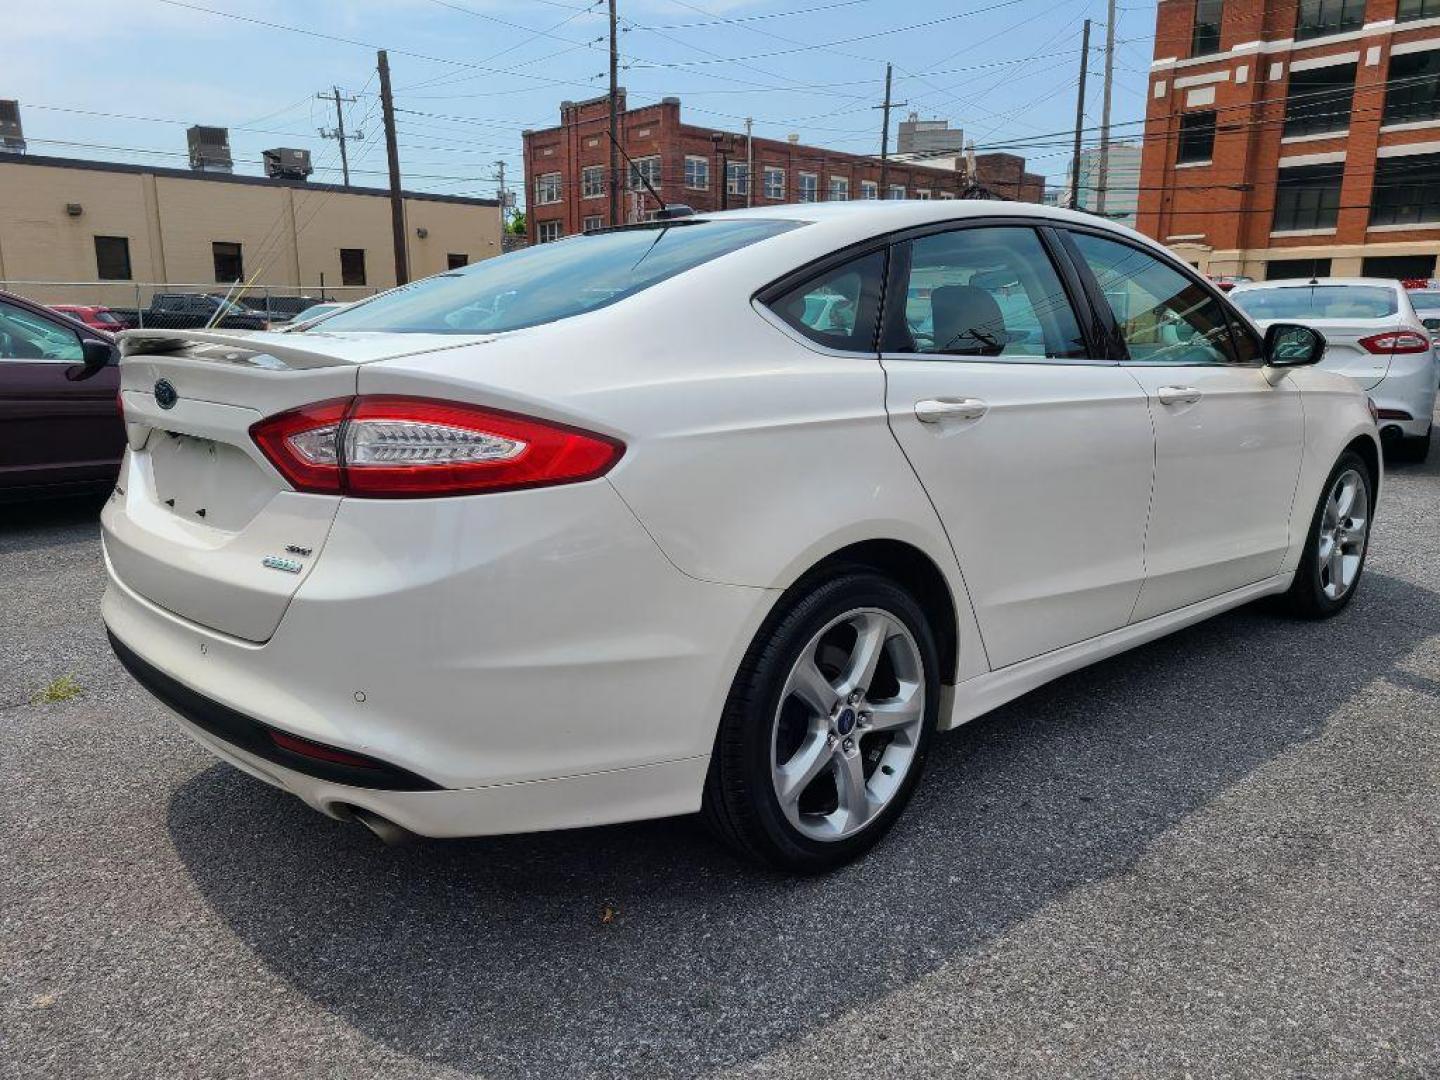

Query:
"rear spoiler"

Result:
[[118, 328, 496, 371]]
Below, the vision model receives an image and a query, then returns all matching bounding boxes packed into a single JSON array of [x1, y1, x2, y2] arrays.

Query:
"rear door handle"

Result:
[[915, 397, 988, 424], [1157, 385, 1202, 406]]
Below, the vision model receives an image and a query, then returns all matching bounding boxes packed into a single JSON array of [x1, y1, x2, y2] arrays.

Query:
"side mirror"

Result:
[[67, 338, 117, 382], [1263, 322, 1325, 367]]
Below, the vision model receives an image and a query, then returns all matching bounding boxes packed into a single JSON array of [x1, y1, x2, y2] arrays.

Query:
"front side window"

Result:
[[535, 172, 561, 204], [1400, 0, 1440, 19], [1069, 231, 1236, 365], [1384, 50, 1440, 126], [1178, 111, 1216, 163], [95, 235, 132, 281], [727, 161, 750, 196], [861, 181, 879, 200], [340, 248, 366, 287], [1192, 0, 1223, 56], [627, 156, 660, 192], [684, 155, 709, 190], [1295, 0, 1365, 40], [1273, 164, 1342, 231], [1284, 63, 1356, 137], [0, 300, 84, 362], [212, 241, 243, 283], [764, 166, 786, 199], [581, 165, 604, 199], [768, 250, 885, 352], [1232, 285, 1399, 320], [314, 219, 799, 335], [828, 176, 849, 201], [1371, 152, 1440, 226], [891, 226, 1086, 360], [797, 173, 818, 202]]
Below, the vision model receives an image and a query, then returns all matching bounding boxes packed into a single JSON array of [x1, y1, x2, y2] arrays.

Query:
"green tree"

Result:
[[506, 210, 526, 235]]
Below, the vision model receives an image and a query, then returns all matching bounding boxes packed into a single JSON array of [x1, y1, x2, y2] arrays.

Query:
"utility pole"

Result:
[[1096, 0, 1116, 217], [745, 116, 754, 207], [495, 159, 507, 235], [609, 0, 621, 226], [1069, 19, 1092, 212], [873, 63, 907, 196], [317, 86, 362, 188], [377, 50, 409, 285]]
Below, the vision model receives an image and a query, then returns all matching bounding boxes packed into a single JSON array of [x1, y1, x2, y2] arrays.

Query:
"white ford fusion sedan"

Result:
[[103, 202, 1380, 872]]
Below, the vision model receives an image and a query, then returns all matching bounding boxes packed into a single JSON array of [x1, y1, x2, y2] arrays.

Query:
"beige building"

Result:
[[0, 154, 502, 304]]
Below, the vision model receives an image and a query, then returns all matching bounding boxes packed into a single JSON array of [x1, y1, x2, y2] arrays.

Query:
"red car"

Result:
[[1, 291, 123, 500], [50, 304, 127, 333]]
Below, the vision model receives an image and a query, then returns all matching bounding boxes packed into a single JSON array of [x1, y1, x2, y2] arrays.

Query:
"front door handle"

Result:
[[1157, 385, 1202, 406], [915, 397, 988, 424]]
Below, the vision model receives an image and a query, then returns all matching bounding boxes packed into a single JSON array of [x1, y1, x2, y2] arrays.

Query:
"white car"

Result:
[[102, 203, 1380, 872], [1230, 277, 1437, 462]]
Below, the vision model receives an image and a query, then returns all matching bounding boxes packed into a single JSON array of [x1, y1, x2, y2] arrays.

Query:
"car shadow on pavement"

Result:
[[166, 570, 1438, 1078], [0, 493, 106, 550]]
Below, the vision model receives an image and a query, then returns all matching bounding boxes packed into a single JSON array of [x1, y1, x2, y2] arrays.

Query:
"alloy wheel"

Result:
[[1317, 468, 1369, 602], [769, 608, 926, 842]]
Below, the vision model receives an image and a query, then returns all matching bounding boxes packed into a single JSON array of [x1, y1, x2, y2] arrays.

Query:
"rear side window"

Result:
[[1231, 285, 1399, 320], [768, 250, 885, 351], [312, 218, 801, 335]]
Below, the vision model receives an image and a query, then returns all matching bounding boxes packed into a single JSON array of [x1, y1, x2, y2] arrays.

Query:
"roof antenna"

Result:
[[606, 129, 666, 212]]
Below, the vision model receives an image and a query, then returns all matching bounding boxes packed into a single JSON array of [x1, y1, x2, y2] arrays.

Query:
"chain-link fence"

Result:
[[0, 281, 379, 331]]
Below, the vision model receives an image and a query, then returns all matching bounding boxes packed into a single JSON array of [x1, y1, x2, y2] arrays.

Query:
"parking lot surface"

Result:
[[3, 443, 1439, 1080]]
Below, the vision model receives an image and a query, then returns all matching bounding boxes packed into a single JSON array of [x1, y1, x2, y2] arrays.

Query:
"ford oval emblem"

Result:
[[153, 379, 178, 410]]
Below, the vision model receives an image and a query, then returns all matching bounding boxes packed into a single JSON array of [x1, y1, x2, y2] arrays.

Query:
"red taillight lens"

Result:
[[249, 396, 623, 498], [1358, 330, 1432, 354]]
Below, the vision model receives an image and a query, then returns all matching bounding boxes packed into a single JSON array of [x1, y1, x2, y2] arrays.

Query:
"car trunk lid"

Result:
[[1248, 316, 1395, 390]]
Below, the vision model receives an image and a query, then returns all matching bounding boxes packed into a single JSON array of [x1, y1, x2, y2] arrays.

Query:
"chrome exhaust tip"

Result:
[[346, 806, 417, 846]]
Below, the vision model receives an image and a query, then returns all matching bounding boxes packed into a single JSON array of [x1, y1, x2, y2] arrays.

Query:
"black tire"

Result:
[[1283, 449, 1374, 619], [1389, 426, 1431, 464], [702, 568, 941, 873]]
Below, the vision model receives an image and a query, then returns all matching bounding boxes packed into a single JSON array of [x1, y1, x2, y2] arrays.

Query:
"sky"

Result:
[[7, 0, 1161, 210]]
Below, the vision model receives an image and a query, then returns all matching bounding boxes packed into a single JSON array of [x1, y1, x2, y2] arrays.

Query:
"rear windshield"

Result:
[[307, 218, 800, 335], [1231, 285, 1398, 320], [1409, 290, 1440, 312]]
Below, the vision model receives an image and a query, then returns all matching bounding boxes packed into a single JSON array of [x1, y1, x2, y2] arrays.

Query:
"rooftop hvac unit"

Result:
[[263, 147, 313, 181], [0, 100, 25, 154], [187, 125, 233, 173]]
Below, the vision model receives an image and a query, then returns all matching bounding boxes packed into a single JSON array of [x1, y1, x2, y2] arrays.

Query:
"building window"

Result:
[[212, 241, 243, 283], [797, 172, 818, 202], [628, 155, 660, 191], [1267, 257, 1332, 280], [763, 166, 786, 199], [1384, 50, 1440, 126], [1273, 164, 1342, 232], [915, 188, 932, 200], [684, 155, 709, 190], [727, 161, 750, 196], [887, 184, 906, 200], [1294, 0, 1365, 41], [1192, 0, 1223, 56], [581, 165, 604, 199], [340, 248, 366, 287], [537, 220, 563, 243], [94, 236, 132, 281], [583, 215, 604, 232], [1177, 111, 1216, 163], [535, 172, 561, 205], [860, 180, 879, 200], [1284, 63, 1356, 137], [1362, 254, 1438, 279], [828, 176, 849, 201], [1399, 0, 1440, 20], [447, 253, 468, 270], [1371, 153, 1440, 226]]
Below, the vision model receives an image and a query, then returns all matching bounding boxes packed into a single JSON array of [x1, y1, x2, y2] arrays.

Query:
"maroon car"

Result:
[[0, 290, 123, 500]]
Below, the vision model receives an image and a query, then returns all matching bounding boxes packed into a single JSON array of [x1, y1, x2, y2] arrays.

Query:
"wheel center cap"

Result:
[[836, 707, 857, 737]]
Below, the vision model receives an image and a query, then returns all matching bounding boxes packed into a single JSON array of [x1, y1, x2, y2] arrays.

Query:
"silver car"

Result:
[[1231, 277, 1437, 462]]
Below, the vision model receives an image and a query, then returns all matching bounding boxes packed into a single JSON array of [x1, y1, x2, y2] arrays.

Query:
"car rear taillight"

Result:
[[249, 396, 623, 498], [1358, 330, 1432, 354]]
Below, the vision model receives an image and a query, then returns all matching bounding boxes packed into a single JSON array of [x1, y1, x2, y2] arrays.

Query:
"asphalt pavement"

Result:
[[3, 437, 1438, 1079]]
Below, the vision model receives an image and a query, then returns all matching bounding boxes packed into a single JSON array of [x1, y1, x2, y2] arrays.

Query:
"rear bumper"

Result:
[[1372, 355, 1438, 437]]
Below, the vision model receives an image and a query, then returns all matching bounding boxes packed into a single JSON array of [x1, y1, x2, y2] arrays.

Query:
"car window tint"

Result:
[[769, 249, 885, 351], [0, 300, 84, 362], [314, 219, 802, 335], [1069, 232, 1235, 365], [895, 227, 1086, 360]]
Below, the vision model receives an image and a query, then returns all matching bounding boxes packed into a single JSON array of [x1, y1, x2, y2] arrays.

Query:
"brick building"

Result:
[[1139, 0, 1440, 280], [522, 93, 1045, 244]]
